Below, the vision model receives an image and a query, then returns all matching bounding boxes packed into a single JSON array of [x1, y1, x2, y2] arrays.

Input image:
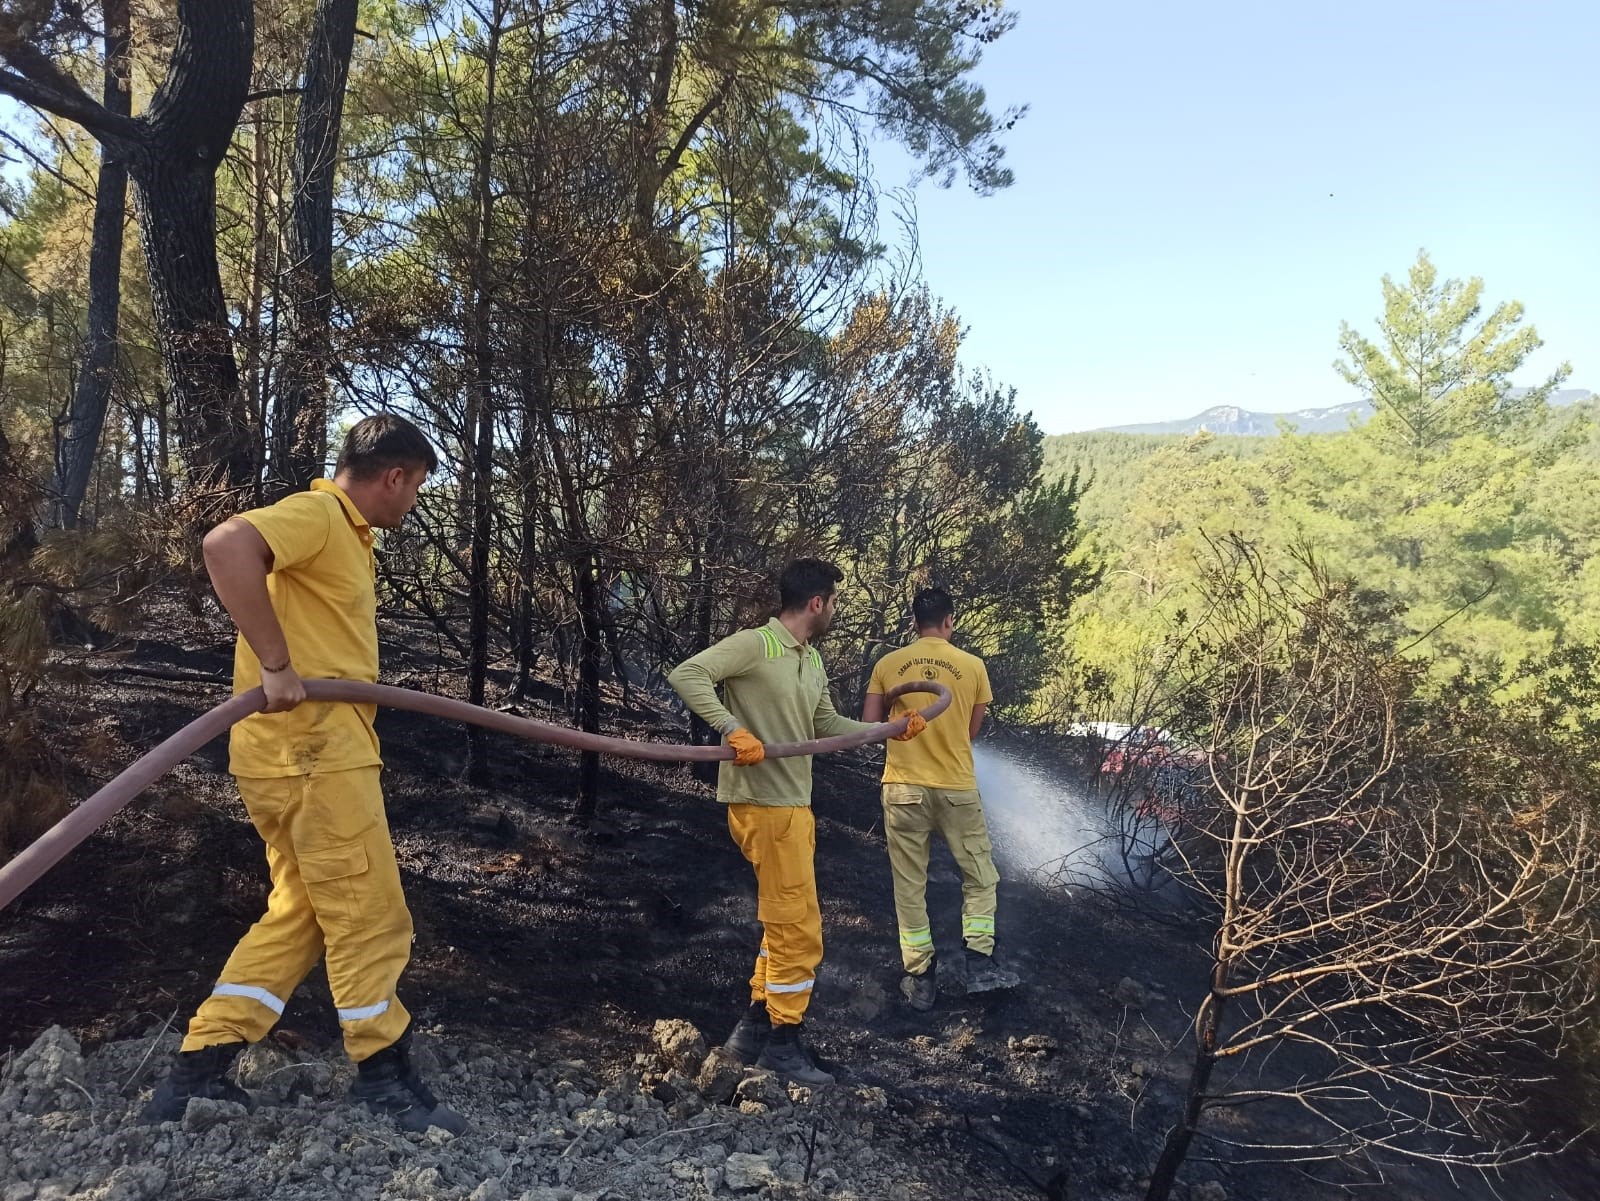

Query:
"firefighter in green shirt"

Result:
[[668, 559, 925, 1084]]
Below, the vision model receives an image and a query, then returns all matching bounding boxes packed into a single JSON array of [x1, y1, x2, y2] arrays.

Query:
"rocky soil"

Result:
[[1, 1018, 986, 1201]]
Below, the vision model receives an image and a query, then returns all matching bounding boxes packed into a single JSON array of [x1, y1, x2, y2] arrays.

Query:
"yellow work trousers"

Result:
[[726, 804, 822, 1027], [882, 784, 1000, 974], [183, 766, 413, 1062]]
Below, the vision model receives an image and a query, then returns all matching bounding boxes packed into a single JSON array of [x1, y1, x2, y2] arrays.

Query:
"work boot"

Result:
[[139, 1042, 254, 1124], [965, 947, 1021, 994], [723, 1001, 771, 1065], [900, 961, 937, 1012], [755, 1021, 835, 1086], [348, 1027, 468, 1135]]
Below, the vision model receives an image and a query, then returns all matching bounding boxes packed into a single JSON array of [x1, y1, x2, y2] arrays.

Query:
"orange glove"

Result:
[[892, 712, 928, 742], [727, 727, 765, 766]]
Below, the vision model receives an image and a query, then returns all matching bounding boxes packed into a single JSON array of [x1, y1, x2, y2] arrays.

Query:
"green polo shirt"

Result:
[[668, 617, 872, 807]]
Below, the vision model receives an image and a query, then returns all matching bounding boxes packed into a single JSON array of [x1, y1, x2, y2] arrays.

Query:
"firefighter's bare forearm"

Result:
[[203, 520, 290, 670]]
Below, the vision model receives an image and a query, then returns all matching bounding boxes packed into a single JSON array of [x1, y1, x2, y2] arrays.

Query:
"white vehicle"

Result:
[[1062, 720, 1137, 743]]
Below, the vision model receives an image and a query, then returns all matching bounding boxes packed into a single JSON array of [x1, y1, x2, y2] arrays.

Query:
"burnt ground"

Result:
[[3, 605, 1600, 1201]]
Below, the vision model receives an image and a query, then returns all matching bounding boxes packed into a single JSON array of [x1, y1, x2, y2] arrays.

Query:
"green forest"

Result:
[[1043, 252, 1595, 718]]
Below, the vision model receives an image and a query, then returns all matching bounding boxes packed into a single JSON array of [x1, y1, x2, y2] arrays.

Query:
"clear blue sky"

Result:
[[883, 0, 1599, 434]]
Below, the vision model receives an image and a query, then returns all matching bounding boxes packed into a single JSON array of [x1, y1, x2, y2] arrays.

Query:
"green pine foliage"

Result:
[[1042, 252, 1592, 716]]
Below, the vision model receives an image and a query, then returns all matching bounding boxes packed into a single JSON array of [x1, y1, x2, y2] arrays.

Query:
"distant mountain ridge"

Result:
[[1097, 389, 1594, 437]]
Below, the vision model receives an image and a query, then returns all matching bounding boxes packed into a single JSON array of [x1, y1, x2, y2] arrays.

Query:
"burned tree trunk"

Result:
[[270, 0, 358, 493], [463, 2, 503, 788], [130, 166, 253, 501], [570, 550, 605, 825], [126, 0, 256, 503], [1144, 971, 1226, 1201], [49, 0, 129, 530]]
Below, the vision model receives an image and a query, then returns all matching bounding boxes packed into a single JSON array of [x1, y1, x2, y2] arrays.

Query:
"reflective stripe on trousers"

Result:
[[183, 767, 414, 1062], [881, 783, 1000, 972], [727, 804, 823, 1027]]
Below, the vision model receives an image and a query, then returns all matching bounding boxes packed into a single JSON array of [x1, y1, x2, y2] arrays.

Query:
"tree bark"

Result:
[[571, 551, 604, 825], [1144, 963, 1228, 1201], [464, 3, 503, 788], [512, 241, 549, 700], [127, 0, 257, 506], [271, 0, 358, 493], [49, 0, 130, 530], [242, 114, 272, 505], [686, 544, 718, 785], [131, 161, 254, 503], [529, 342, 605, 823]]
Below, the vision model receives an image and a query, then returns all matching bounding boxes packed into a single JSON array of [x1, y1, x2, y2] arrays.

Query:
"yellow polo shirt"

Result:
[[867, 636, 992, 790], [227, 479, 382, 778]]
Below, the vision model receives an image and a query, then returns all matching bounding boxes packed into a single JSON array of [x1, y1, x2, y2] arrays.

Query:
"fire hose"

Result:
[[0, 677, 951, 915]]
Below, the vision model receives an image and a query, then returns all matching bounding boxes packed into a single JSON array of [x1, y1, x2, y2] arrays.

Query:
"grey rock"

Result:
[[234, 1042, 334, 1102], [1011, 1034, 1058, 1056], [733, 1070, 788, 1110], [74, 1165, 168, 1201], [693, 1047, 744, 1105], [650, 1020, 708, 1075], [722, 1151, 779, 1192], [300, 1139, 334, 1169], [180, 1096, 247, 1133], [848, 980, 887, 1022], [698, 1142, 727, 1167], [0, 1027, 87, 1116], [1190, 1184, 1227, 1201], [1113, 977, 1147, 1008], [850, 1085, 889, 1112]]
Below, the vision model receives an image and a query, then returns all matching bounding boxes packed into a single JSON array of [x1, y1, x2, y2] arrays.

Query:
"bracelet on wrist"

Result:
[[260, 659, 292, 674]]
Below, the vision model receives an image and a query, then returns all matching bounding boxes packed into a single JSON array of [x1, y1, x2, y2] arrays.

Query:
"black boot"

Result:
[[723, 1001, 771, 1065], [965, 946, 1021, 994], [348, 1026, 468, 1134], [755, 1021, 834, 1086], [900, 958, 937, 1012], [139, 1042, 254, 1124]]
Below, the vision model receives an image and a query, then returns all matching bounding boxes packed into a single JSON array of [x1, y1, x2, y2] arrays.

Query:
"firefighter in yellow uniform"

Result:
[[140, 415, 463, 1134], [668, 559, 925, 1085], [864, 587, 1020, 1009]]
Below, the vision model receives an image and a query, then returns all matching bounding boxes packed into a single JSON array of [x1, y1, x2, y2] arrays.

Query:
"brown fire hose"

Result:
[[0, 677, 950, 914]]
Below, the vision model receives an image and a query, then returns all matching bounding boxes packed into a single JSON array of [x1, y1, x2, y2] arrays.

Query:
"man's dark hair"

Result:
[[335, 413, 438, 479], [778, 558, 843, 612], [912, 587, 955, 630]]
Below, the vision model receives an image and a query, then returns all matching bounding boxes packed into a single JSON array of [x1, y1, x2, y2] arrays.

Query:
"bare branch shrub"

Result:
[[1075, 538, 1600, 1200]]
